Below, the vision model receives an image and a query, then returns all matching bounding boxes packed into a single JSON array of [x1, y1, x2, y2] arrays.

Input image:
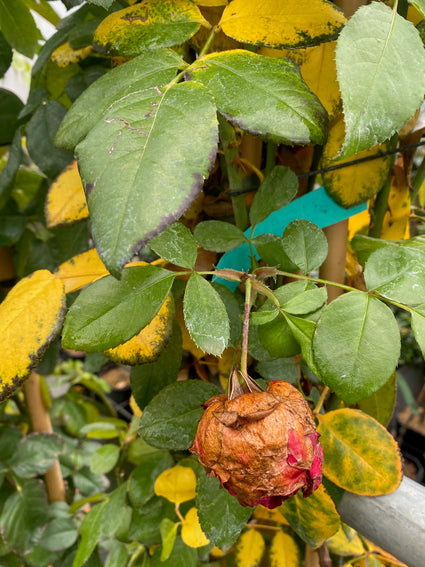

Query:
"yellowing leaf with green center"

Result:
[[336, 2, 425, 157], [93, 0, 207, 56], [187, 50, 328, 146], [181, 507, 210, 548], [326, 525, 364, 557], [219, 0, 346, 49], [154, 465, 196, 504], [104, 294, 174, 365], [54, 249, 108, 294], [0, 270, 65, 401], [45, 160, 88, 228], [261, 41, 339, 118], [320, 117, 392, 208], [380, 175, 411, 240], [317, 409, 402, 495], [235, 529, 265, 567], [76, 80, 218, 277], [51, 43, 93, 67], [269, 529, 301, 567], [279, 485, 340, 549]]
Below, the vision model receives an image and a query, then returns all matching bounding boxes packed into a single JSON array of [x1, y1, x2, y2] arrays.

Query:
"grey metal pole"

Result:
[[337, 476, 425, 567]]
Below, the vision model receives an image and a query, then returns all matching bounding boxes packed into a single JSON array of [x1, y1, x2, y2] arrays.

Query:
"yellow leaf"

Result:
[[51, 42, 93, 67], [104, 295, 174, 365], [364, 540, 408, 567], [269, 529, 301, 567], [317, 409, 402, 495], [279, 485, 340, 549], [320, 117, 393, 208], [235, 529, 265, 567], [380, 176, 410, 240], [129, 394, 142, 417], [54, 249, 109, 294], [253, 505, 289, 526], [220, 0, 346, 49], [326, 525, 364, 557], [218, 347, 234, 390], [348, 209, 370, 241], [154, 465, 196, 504], [45, 160, 88, 228], [181, 507, 210, 548], [261, 41, 339, 118], [0, 270, 65, 401]]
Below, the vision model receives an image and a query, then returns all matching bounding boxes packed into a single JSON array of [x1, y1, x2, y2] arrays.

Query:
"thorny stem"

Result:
[[241, 278, 253, 376], [313, 386, 330, 415]]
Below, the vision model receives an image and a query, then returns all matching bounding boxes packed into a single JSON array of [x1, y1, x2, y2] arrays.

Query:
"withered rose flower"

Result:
[[190, 380, 323, 509]]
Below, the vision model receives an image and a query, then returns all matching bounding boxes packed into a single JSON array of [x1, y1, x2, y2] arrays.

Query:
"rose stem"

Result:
[[240, 277, 253, 376]]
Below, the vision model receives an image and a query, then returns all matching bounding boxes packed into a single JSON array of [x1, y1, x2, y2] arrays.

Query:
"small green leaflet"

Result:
[[194, 220, 248, 252], [149, 222, 198, 269], [250, 166, 298, 227]]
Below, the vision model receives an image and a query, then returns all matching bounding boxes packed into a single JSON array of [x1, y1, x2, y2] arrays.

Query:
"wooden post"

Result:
[[319, 220, 348, 303], [23, 372, 66, 502], [333, 0, 367, 17]]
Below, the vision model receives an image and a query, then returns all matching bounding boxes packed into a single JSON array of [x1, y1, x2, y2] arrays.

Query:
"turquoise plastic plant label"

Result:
[[214, 186, 367, 290]]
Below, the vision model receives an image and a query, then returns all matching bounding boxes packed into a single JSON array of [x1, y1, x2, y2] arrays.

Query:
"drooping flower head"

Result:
[[190, 378, 323, 509]]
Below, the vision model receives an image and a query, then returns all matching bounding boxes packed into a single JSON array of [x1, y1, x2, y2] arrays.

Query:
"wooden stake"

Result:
[[333, 0, 367, 17], [23, 372, 66, 502], [319, 220, 348, 303]]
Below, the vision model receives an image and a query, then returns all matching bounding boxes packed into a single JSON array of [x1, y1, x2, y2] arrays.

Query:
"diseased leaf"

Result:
[[187, 50, 328, 145], [51, 43, 93, 68], [93, 0, 206, 56], [184, 272, 230, 355], [154, 465, 197, 504], [364, 246, 425, 306], [196, 469, 252, 552], [76, 81, 218, 276], [54, 249, 108, 294], [0, 0, 39, 58], [235, 529, 265, 567], [249, 166, 298, 227], [336, 2, 425, 157], [62, 265, 175, 352], [269, 529, 301, 567], [149, 222, 198, 269], [326, 525, 364, 557], [104, 294, 174, 365], [0, 270, 65, 401], [320, 117, 392, 208], [55, 49, 183, 149], [317, 409, 402, 495], [219, 0, 346, 49], [313, 292, 400, 404], [138, 380, 220, 450], [380, 176, 411, 240], [45, 160, 88, 228], [279, 485, 340, 549]]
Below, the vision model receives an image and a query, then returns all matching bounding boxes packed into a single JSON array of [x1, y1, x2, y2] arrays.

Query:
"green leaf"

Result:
[[89, 444, 120, 474], [160, 518, 178, 561], [212, 283, 243, 346], [38, 517, 78, 552], [86, 0, 114, 8], [194, 220, 248, 252], [258, 314, 300, 358], [313, 292, 400, 404], [76, 81, 218, 276], [187, 49, 328, 145], [0, 89, 24, 145], [62, 265, 175, 351], [279, 485, 340, 548], [281, 287, 327, 316], [73, 501, 107, 567], [281, 220, 328, 274], [93, 0, 205, 56], [196, 469, 252, 552], [358, 373, 396, 426], [101, 484, 132, 539], [364, 246, 425, 306], [0, 479, 49, 554], [0, 129, 22, 210], [411, 304, 425, 358], [0, 426, 23, 465], [0, 31, 12, 78], [149, 222, 198, 269], [253, 233, 298, 272], [129, 496, 174, 546], [128, 451, 174, 507], [105, 542, 128, 567], [26, 101, 74, 179], [317, 409, 402, 495], [10, 433, 65, 478], [250, 166, 298, 226], [0, 0, 39, 57], [55, 49, 182, 150], [131, 321, 182, 410], [151, 535, 197, 567], [284, 313, 319, 375], [138, 380, 220, 450], [336, 2, 425, 157], [255, 358, 298, 383], [184, 272, 230, 355]]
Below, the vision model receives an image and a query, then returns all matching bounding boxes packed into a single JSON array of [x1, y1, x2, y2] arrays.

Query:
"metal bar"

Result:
[[337, 476, 425, 567]]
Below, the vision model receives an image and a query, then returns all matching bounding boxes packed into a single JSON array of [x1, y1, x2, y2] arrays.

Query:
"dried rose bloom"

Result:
[[190, 379, 323, 509]]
